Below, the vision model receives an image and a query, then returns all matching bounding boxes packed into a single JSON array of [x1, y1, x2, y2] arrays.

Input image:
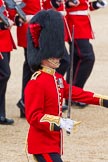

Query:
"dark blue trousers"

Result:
[[33, 153, 63, 162], [0, 52, 10, 117], [66, 39, 95, 88]]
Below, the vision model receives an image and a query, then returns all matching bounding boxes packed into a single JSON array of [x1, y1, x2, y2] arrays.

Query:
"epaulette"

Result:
[[31, 71, 41, 80]]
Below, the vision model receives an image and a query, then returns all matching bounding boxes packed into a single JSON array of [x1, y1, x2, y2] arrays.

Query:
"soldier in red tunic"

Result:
[[0, 0, 16, 125], [25, 9, 108, 162], [6, 0, 70, 118], [64, 0, 107, 108], [4, 0, 45, 118]]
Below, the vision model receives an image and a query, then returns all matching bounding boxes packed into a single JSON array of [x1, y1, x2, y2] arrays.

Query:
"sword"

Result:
[[63, 14, 74, 119], [63, 2, 81, 134], [66, 25, 74, 134], [67, 25, 74, 119]]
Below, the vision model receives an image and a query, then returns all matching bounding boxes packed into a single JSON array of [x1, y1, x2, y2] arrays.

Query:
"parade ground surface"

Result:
[[0, 7, 108, 162]]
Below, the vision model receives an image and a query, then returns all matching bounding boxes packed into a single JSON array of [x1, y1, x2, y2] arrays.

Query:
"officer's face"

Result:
[[41, 58, 61, 69]]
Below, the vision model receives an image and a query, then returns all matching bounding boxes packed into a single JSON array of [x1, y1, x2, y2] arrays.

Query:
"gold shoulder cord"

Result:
[[31, 71, 41, 80]]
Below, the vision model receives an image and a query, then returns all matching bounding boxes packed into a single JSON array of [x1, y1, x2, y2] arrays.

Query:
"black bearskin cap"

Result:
[[27, 9, 65, 71]]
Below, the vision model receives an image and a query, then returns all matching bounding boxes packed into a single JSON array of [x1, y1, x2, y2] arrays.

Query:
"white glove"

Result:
[[60, 118, 74, 133], [96, 0, 108, 8]]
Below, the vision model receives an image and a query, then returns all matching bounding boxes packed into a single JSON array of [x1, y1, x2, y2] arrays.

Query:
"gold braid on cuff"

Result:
[[99, 98, 103, 106], [94, 93, 108, 106], [40, 114, 60, 131]]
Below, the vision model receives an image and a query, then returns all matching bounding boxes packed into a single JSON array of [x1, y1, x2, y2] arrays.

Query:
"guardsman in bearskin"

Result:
[[64, 0, 107, 108], [0, 0, 16, 125], [5, 0, 70, 118], [24, 9, 108, 162]]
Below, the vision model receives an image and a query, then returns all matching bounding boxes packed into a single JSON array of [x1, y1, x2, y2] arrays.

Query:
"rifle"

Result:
[[4, 0, 26, 22], [0, 6, 10, 27]]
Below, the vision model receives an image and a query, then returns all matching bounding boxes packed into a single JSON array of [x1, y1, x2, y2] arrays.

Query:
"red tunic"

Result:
[[66, 0, 95, 40], [16, 0, 44, 47], [25, 68, 100, 155], [44, 0, 69, 41], [0, 0, 16, 52]]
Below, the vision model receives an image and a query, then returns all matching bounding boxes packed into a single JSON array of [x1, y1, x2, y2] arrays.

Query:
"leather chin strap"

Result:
[[48, 58, 60, 67]]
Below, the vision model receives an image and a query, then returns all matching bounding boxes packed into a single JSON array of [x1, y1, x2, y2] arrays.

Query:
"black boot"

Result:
[[17, 99, 25, 118], [0, 116, 14, 125], [20, 109, 25, 118]]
